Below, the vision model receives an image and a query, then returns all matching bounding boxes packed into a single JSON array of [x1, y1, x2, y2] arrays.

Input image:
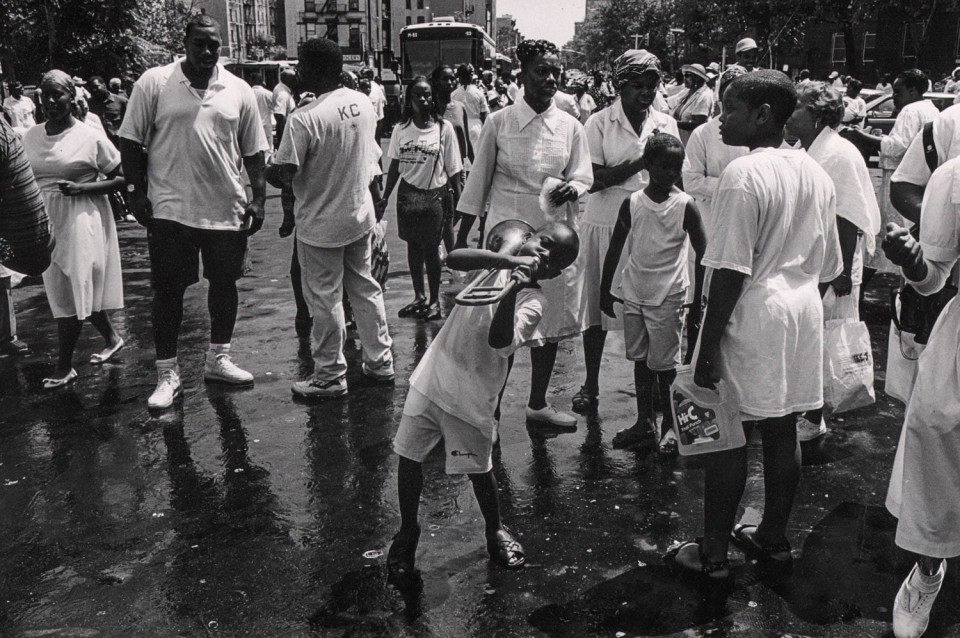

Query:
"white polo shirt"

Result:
[[275, 87, 382, 248], [119, 62, 269, 230]]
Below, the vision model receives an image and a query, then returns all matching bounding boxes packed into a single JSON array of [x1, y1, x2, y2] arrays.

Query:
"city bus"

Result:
[[399, 19, 497, 82]]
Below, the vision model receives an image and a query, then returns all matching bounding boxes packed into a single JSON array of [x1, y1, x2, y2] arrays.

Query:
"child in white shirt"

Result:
[[599, 133, 707, 455], [388, 221, 580, 585]]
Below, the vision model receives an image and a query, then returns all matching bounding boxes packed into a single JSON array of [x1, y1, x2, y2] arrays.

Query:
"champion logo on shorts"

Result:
[[450, 450, 477, 458]]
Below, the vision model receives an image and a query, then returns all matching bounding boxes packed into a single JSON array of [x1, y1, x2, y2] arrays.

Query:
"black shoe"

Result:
[[0, 338, 29, 356]]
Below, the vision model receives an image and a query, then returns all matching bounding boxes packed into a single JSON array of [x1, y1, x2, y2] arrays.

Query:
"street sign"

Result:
[[344, 54, 362, 62]]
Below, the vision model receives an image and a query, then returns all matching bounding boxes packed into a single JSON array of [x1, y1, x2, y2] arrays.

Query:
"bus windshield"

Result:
[[403, 38, 474, 78]]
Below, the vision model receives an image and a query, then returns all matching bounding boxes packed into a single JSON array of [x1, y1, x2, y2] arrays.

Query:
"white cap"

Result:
[[828, 71, 839, 79], [735, 38, 758, 54]]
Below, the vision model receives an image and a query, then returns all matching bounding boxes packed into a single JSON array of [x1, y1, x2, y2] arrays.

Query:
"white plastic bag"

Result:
[[822, 290, 875, 413], [538, 177, 565, 221]]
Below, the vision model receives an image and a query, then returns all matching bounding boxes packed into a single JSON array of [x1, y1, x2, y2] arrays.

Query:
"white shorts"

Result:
[[393, 388, 494, 475], [622, 291, 685, 371]]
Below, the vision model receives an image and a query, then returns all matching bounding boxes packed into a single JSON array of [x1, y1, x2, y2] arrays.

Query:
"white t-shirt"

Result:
[[702, 147, 842, 418], [841, 96, 867, 125], [272, 81, 295, 118], [452, 84, 489, 148], [893, 104, 960, 187], [118, 63, 269, 230], [275, 87, 382, 248], [3, 96, 36, 129], [252, 84, 275, 134], [577, 93, 597, 124], [368, 81, 387, 120], [881, 99, 939, 170], [387, 119, 463, 190], [409, 269, 545, 430], [620, 189, 691, 305]]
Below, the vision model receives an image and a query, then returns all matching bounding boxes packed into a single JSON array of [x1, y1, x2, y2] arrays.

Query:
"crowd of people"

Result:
[[2, 15, 959, 638]]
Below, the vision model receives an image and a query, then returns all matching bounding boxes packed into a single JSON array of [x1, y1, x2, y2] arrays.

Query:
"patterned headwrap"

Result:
[[613, 49, 661, 89], [41, 69, 75, 97], [718, 64, 748, 98]]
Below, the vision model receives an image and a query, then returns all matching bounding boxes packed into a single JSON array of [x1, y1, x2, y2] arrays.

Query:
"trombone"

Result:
[[454, 219, 536, 306]]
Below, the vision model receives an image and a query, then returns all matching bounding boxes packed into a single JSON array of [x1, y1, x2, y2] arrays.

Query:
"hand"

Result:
[[243, 199, 265, 236], [509, 254, 539, 270], [548, 182, 579, 206], [830, 273, 852, 296], [127, 190, 154, 227], [882, 223, 922, 269], [599, 288, 617, 318], [56, 180, 85, 196], [837, 127, 861, 143], [375, 199, 388, 221], [510, 264, 535, 288], [694, 343, 721, 389]]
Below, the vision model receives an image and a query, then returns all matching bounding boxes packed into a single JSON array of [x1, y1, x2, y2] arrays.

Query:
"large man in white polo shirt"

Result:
[[119, 14, 269, 410], [276, 37, 394, 399]]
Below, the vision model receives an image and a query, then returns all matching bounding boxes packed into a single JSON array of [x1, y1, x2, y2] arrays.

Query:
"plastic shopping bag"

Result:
[[822, 290, 875, 413]]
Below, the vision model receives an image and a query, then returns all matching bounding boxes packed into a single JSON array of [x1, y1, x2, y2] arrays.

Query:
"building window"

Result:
[[862, 32, 876, 63], [305, 22, 317, 37], [406, 16, 412, 25], [348, 0, 359, 9], [903, 26, 919, 60], [349, 25, 362, 48], [304, 0, 316, 11], [417, 16, 425, 23], [405, 0, 411, 7], [831, 33, 846, 64], [417, 0, 423, 8], [326, 20, 338, 42]]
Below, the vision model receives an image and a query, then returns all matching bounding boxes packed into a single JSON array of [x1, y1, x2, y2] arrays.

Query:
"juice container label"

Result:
[[673, 391, 721, 445]]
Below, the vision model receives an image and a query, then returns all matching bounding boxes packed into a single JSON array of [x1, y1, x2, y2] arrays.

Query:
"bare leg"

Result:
[[55, 317, 83, 376], [528, 342, 559, 411], [423, 243, 442, 306], [406, 243, 426, 304], [755, 414, 801, 546], [700, 423, 753, 563], [208, 279, 239, 346]]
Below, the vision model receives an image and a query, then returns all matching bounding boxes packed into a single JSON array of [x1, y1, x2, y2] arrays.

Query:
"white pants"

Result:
[[297, 234, 393, 382]]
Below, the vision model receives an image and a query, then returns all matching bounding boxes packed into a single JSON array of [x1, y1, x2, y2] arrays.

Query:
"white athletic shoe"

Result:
[[148, 367, 182, 410], [204, 353, 254, 385], [797, 415, 827, 442], [362, 360, 396, 382], [893, 560, 946, 638], [526, 404, 578, 429], [291, 375, 348, 399]]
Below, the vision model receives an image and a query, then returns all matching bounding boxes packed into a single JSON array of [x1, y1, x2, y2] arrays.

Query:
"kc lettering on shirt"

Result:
[[275, 87, 382, 248]]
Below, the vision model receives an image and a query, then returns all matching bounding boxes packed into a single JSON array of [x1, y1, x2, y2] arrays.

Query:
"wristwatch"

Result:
[[126, 183, 138, 193]]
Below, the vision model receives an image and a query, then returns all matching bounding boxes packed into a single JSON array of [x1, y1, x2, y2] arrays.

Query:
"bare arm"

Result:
[[592, 159, 645, 193], [599, 199, 631, 318], [683, 200, 708, 308], [242, 151, 266, 235], [694, 268, 747, 389], [890, 181, 924, 226]]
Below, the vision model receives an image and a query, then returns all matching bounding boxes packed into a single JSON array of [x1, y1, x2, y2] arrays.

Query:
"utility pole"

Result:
[[631, 34, 641, 49]]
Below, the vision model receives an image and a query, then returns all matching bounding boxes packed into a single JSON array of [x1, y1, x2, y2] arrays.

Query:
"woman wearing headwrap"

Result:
[[457, 39, 593, 428], [673, 63, 714, 146], [22, 70, 125, 388], [570, 49, 679, 431], [784, 81, 880, 441]]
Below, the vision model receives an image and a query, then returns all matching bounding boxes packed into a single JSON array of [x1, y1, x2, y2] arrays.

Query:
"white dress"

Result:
[[885, 156, 960, 558], [22, 123, 123, 319], [579, 102, 679, 331], [458, 99, 593, 342]]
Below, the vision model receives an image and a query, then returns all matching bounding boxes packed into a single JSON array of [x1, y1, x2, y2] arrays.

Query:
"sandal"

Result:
[[571, 385, 599, 415], [487, 526, 526, 569], [658, 430, 679, 457], [90, 338, 124, 365], [730, 524, 792, 564], [664, 537, 730, 580], [415, 303, 441, 321], [42, 368, 78, 390], [387, 525, 421, 580], [398, 299, 427, 318]]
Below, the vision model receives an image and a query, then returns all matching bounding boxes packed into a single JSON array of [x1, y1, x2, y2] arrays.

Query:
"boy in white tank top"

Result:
[[599, 133, 707, 454]]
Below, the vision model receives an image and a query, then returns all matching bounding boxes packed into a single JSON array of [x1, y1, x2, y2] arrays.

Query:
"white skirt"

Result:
[[885, 297, 960, 558], [575, 221, 624, 332]]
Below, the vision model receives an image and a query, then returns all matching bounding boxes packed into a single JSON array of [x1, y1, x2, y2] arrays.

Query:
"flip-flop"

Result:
[[487, 526, 526, 569], [90, 339, 124, 365], [42, 368, 78, 389], [658, 430, 679, 457], [664, 537, 731, 581]]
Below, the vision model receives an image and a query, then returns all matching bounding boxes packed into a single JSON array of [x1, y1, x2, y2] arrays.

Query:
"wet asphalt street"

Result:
[[0, 182, 958, 638]]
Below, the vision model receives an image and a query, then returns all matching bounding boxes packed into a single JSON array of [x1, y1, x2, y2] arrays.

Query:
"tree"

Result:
[[568, 0, 677, 70]]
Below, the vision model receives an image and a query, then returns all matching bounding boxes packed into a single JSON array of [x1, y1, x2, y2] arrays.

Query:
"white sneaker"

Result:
[[362, 360, 396, 382], [797, 415, 827, 442], [893, 561, 946, 638], [525, 404, 577, 429], [291, 375, 348, 399], [148, 368, 182, 410], [204, 353, 254, 385]]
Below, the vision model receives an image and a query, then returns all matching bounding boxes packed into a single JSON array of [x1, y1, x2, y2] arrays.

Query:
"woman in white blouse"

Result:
[[572, 49, 679, 417], [456, 39, 593, 428], [672, 64, 714, 146]]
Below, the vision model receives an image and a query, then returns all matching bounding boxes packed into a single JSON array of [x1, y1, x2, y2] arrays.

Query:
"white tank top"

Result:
[[619, 189, 691, 305]]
